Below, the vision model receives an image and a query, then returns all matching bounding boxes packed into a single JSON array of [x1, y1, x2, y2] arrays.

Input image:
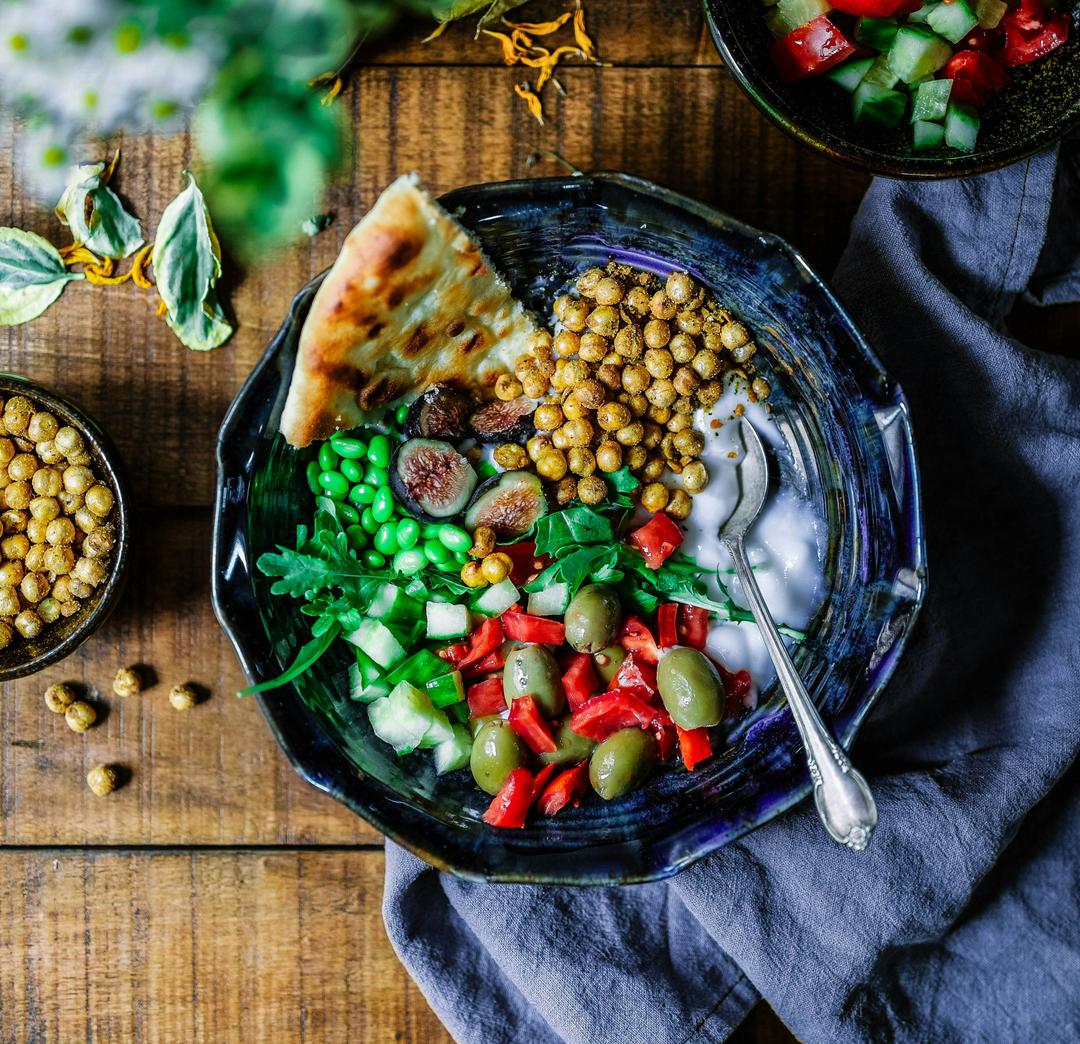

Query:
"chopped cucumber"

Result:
[[944, 101, 980, 152], [825, 56, 876, 92], [906, 2, 940, 23], [349, 649, 390, 703], [852, 81, 908, 129], [927, 0, 978, 44], [855, 17, 899, 51], [911, 78, 952, 122], [888, 26, 953, 84], [343, 618, 405, 669], [912, 119, 946, 150], [426, 601, 470, 640], [975, 0, 1007, 29], [772, 0, 832, 34], [366, 583, 423, 627], [764, 7, 789, 38], [433, 724, 473, 775], [426, 670, 465, 709], [474, 578, 519, 616], [368, 681, 451, 755], [526, 582, 570, 617], [863, 55, 901, 89], [385, 648, 449, 688]]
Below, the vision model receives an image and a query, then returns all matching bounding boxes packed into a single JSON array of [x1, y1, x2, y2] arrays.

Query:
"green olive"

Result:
[[591, 644, 627, 685], [564, 583, 624, 653], [539, 719, 596, 767], [656, 647, 723, 729], [502, 644, 566, 718], [470, 718, 528, 796], [589, 728, 657, 800]]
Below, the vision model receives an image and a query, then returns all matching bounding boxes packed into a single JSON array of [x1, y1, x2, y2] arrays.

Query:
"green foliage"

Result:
[[54, 162, 144, 259], [0, 229, 82, 326]]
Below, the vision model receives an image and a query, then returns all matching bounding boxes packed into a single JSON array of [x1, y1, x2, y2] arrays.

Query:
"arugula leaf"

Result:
[[54, 161, 143, 260], [237, 622, 341, 696], [153, 171, 233, 351], [533, 504, 613, 556], [0, 228, 82, 326], [606, 467, 640, 494]]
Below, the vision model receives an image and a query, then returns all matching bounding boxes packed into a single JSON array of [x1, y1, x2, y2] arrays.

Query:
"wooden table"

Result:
[[1, 2, 1071, 1040]]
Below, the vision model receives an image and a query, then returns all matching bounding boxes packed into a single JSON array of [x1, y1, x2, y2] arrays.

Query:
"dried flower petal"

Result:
[[514, 83, 545, 125]]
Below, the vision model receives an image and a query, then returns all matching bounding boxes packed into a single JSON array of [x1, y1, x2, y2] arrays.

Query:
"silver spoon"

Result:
[[718, 417, 878, 851]]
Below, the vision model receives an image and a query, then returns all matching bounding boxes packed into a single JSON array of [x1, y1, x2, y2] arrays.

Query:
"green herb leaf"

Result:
[[153, 171, 233, 351], [237, 622, 341, 696], [432, 0, 529, 30], [606, 466, 640, 494], [0, 228, 83, 326], [533, 504, 614, 556], [54, 161, 143, 260]]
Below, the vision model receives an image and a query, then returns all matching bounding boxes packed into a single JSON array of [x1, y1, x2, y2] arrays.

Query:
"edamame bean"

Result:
[[454, 550, 470, 565], [318, 470, 349, 499], [367, 434, 391, 469], [438, 524, 471, 553], [318, 444, 340, 473], [340, 458, 363, 483], [333, 501, 360, 526], [374, 522, 399, 556], [362, 549, 387, 568], [372, 486, 395, 524], [349, 483, 376, 507], [305, 461, 321, 495], [424, 540, 451, 565], [330, 435, 367, 459], [422, 524, 443, 540], [393, 548, 427, 574], [345, 524, 369, 550], [364, 464, 389, 488], [360, 508, 380, 535], [436, 559, 459, 573], [395, 405, 409, 427], [396, 518, 420, 550]]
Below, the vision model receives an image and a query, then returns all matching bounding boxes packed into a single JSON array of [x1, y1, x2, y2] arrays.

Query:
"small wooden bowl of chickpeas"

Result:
[[0, 375, 129, 680]]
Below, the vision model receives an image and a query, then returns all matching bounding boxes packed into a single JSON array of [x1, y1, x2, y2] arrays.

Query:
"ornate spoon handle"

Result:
[[723, 536, 878, 850]]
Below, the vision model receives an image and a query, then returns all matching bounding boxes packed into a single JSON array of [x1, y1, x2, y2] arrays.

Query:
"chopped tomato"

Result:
[[770, 16, 856, 83], [500, 541, 549, 586], [628, 512, 683, 570], [463, 648, 507, 676], [466, 677, 505, 719], [652, 708, 677, 762], [677, 604, 710, 651], [657, 603, 679, 649], [455, 616, 505, 670], [568, 689, 657, 742], [676, 725, 713, 771], [1001, 0, 1069, 67], [502, 610, 565, 645], [508, 695, 558, 754], [608, 652, 658, 704], [562, 653, 599, 710], [619, 615, 660, 664], [719, 665, 754, 716], [943, 51, 1011, 108], [437, 642, 468, 665], [531, 763, 558, 802], [829, 0, 920, 14], [537, 761, 590, 816], [482, 767, 534, 828]]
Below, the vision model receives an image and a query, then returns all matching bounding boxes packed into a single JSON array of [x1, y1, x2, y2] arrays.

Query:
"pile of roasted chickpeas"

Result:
[[0, 394, 116, 650], [490, 263, 769, 518]]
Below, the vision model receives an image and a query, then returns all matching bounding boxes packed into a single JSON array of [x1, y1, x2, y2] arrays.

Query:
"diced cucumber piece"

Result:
[[474, 578, 519, 616], [433, 724, 472, 775], [863, 55, 901, 89], [855, 16, 899, 51], [906, 2, 940, 23], [888, 26, 953, 84], [772, 0, 832, 34], [927, 0, 977, 44], [426, 670, 465, 709], [911, 78, 952, 122], [764, 7, 789, 38], [975, 0, 1007, 29], [343, 618, 405, 669], [385, 648, 449, 688], [366, 583, 423, 627], [426, 601, 470, 640], [526, 582, 570, 617], [944, 101, 980, 152], [912, 120, 946, 150], [349, 649, 390, 703], [825, 56, 876, 92], [367, 681, 448, 755], [852, 81, 908, 128]]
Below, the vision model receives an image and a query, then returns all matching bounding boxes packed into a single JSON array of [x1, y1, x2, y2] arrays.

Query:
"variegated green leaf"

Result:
[[54, 161, 144, 260], [432, 0, 529, 28], [153, 171, 233, 352], [0, 228, 82, 326]]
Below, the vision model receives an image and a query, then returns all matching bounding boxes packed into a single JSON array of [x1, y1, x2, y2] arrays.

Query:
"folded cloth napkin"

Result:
[[384, 136, 1080, 1044]]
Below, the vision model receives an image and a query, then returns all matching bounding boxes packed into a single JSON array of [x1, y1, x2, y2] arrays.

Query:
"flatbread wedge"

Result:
[[280, 174, 538, 447]]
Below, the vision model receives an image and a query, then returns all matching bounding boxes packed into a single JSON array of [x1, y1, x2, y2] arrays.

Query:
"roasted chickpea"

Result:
[[669, 333, 697, 364], [37, 597, 61, 624], [73, 557, 106, 587], [690, 348, 721, 380], [568, 446, 596, 477], [0, 586, 19, 616], [645, 379, 676, 409], [673, 366, 701, 397], [24, 542, 46, 571], [535, 449, 568, 482], [562, 298, 591, 333], [561, 391, 587, 422], [0, 439, 13, 467], [28, 496, 59, 522], [35, 439, 64, 465], [527, 435, 553, 463], [169, 683, 198, 711], [515, 354, 539, 381], [59, 600, 80, 617], [82, 484, 109, 519], [30, 467, 61, 498], [533, 343, 556, 378], [65, 699, 96, 732], [57, 491, 83, 515], [721, 321, 750, 351], [63, 466, 94, 496], [596, 364, 621, 391], [521, 373, 549, 399], [675, 310, 704, 337], [560, 360, 589, 387], [494, 443, 528, 470], [562, 418, 594, 448], [529, 329, 554, 354], [595, 440, 623, 473], [641, 348, 672, 381], [585, 305, 619, 338], [27, 412, 58, 443], [468, 525, 496, 559], [615, 422, 644, 447], [3, 397, 33, 436], [551, 426, 572, 451], [597, 402, 631, 432], [87, 764, 119, 795], [646, 404, 672, 425], [481, 553, 511, 584], [553, 293, 575, 322], [549, 360, 568, 392], [43, 545, 75, 575], [682, 461, 709, 493], [621, 364, 649, 395], [555, 475, 579, 506], [626, 445, 648, 471], [667, 412, 694, 433], [495, 374, 523, 401], [641, 423, 663, 450], [732, 342, 757, 365], [20, 571, 48, 604], [554, 330, 580, 358], [7, 453, 35, 482], [460, 561, 487, 588], [613, 324, 644, 360], [533, 403, 564, 432], [3, 481, 30, 510], [578, 332, 608, 363], [666, 489, 692, 521], [68, 578, 93, 600], [576, 475, 607, 505], [696, 380, 723, 410], [665, 271, 696, 304], [642, 457, 666, 482], [643, 319, 671, 350], [660, 433, 679, 461], [44, 682, 77, 713], [751, 377, 771, 400], [52, 576, 75, 602], [54, 426, 84, 458], [640, 482, 670, 513], [14, 609, 41, 639], [593, 277, 624, 306], [578, 379, 606, 409], [1, 508, 26, 533], [46, 518, 76, 546], [0, 620, 11, 649], [68, 452, 92, 467], [615, 286, 645, 317], [1, 533, 29, 560], [673, 430, 705, 457], [0, 561, 22, 588], [575, 268, 605, 296]]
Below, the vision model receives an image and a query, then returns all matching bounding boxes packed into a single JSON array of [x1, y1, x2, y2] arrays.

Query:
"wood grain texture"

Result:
[[0, 849, 453, 1044]]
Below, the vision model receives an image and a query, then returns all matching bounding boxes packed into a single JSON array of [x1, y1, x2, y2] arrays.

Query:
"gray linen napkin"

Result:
[[384, 136, 1080, 1044]]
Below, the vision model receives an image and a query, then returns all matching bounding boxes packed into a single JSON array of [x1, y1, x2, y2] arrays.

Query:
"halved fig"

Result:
[[464, 471, 548, 539], [390, 439, 477, 522], [469, 397, 535, 444], [404, 384, 471, 441]]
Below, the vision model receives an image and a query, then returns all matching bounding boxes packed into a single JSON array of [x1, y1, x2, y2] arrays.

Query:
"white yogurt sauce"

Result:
[[677, 385, 826, 699]]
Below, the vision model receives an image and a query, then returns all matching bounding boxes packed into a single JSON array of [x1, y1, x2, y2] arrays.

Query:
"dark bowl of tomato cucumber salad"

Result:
[[213, 173, 927, 883], [705, 0, 1079, 178]]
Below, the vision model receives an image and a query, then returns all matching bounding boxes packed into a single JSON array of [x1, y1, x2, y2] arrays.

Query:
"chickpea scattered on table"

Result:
[[113, 666, 141, 698], [86, 763, 119, 796], [44, 682, 76, 714], [65, 700, 97, 733], [169, 683, 198, 711]]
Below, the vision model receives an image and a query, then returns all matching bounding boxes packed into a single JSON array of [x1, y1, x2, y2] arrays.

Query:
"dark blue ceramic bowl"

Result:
[[212, 173, 927, 884]]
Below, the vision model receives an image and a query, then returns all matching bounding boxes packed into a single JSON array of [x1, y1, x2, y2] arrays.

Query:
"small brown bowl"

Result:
[[0, 374, 130, 681]]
